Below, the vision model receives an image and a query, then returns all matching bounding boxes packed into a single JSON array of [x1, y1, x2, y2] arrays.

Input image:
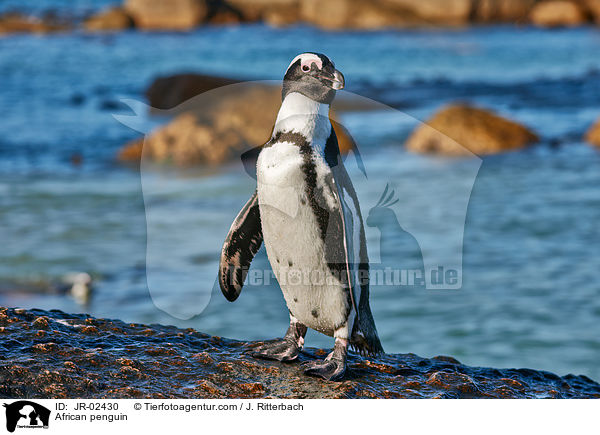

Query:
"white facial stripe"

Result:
[[287, 53, 323, 72]]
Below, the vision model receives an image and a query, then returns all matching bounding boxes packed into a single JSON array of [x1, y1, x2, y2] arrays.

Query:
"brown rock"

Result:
[[84, 7, 133, 32], [204, 0, 246, 24], [300, 0, 419, 29], [351, 2, 419, 29], [583, 0, 600, 23], [124, 0, 208, 30], [405, 104, 538, 156], [379, 0, 472, 25], [299, 0, 349, 29], [473, 0, 536, 23], [227, 0, 298, 22], [0, 13, 68, 34], [140, 112, 244, 166], [300, 0, 475, 29], [530, 1, 588, 27], [263, 3, 300, 27], [120, 78, 354, 166], [585, 118, 600, 146], [117, 138, 144, 163]]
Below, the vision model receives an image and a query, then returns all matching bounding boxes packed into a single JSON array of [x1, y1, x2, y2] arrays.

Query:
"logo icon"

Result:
[[3, 401, 50, 433]]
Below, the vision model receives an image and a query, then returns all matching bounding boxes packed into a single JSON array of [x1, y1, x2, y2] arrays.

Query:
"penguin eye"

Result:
[[302, 64, 310, 72]]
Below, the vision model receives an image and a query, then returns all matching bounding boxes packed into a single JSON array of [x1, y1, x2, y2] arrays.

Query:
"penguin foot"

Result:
[[301, 357, 346, 381], [302, 338, 348, 382], [252, 316, 307, 362], [251, 339, 301, 362]]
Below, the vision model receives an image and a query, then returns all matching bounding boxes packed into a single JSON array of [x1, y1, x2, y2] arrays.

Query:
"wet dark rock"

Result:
[[1, 307, 599, 399]]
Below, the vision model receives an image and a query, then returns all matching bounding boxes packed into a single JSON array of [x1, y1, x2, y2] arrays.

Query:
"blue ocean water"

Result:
[[1, 17, 600, 379]]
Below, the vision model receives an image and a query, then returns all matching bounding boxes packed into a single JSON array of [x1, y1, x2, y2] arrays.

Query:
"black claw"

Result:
[[251, 339, 300, 362]]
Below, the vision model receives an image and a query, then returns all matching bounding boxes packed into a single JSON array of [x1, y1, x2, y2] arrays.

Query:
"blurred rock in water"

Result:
[[118, 81, 354, 166], [585, 0, 600, 23], [300, 0, 419, 30], [472, 0, 536, 23], [146, 73, 239, 110], [405, 104, 538, 156], [585, 118, 600, 147], [124, 0, 208, 30], [1, 307, 598, 398], [83, 7, 134, 32], [262, 2, 300, 27], [530, 0, 588, 27], [377, 0, 473, 26], [204, 0, 246, 24], [227, 0, 297, 22], [0, 12, 69, 34]]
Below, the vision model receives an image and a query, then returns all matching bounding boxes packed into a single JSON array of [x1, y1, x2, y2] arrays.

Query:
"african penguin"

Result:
[[219, 52, 383, 381]]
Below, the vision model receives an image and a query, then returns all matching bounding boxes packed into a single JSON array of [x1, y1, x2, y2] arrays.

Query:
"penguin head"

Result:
[[282, 52, 345, 104]]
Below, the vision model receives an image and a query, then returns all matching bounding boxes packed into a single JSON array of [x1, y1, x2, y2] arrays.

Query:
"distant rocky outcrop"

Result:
[[378, 0, 474, 26], [124, 0, 209, 30], [1, 0, 600, 35], [1, 307, 598, 398], [472, 0, 537, 23], [0, 13, 69, 34], [300, 0, 420, 30], [226, 0, 297, 22], [83, 7, 134, 32], [585, 118, 600, 147], [123, 0, 247, 29], [530, 0, 587, 27], [118, 76, 355, 166], [405, 104, 539, 156]]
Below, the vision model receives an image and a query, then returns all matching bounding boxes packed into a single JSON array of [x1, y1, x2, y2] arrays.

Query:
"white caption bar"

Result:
[[1, 399, 596, 435]]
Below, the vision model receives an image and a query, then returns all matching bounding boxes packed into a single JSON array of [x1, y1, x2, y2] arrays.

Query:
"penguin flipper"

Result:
[[219, 190, 263, 302], [331, 169, 361, 322], [331, 164, 384, 356]]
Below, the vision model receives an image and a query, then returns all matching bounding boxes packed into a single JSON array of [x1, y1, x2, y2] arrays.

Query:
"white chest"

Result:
[[256, 142, 349, 334]]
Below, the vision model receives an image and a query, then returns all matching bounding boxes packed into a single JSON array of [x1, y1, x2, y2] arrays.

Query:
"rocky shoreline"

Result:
[[2, 0, 600, 35], [1, 307, 598, 398]]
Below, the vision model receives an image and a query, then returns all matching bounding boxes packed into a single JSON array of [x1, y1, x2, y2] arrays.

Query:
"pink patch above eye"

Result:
[[300, 55, 322, 71], [286, 53, 325, 74]]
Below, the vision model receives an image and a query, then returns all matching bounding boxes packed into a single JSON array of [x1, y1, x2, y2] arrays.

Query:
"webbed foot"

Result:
[[252, 339, 301, 362], [251, 315, 307, 362], [302, 337, 348, 382], [301, 357, 346, 381]]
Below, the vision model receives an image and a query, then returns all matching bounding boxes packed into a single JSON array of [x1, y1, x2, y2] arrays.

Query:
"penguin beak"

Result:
[[331, 69, 345, 90], [319, 69, 345, 90]]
